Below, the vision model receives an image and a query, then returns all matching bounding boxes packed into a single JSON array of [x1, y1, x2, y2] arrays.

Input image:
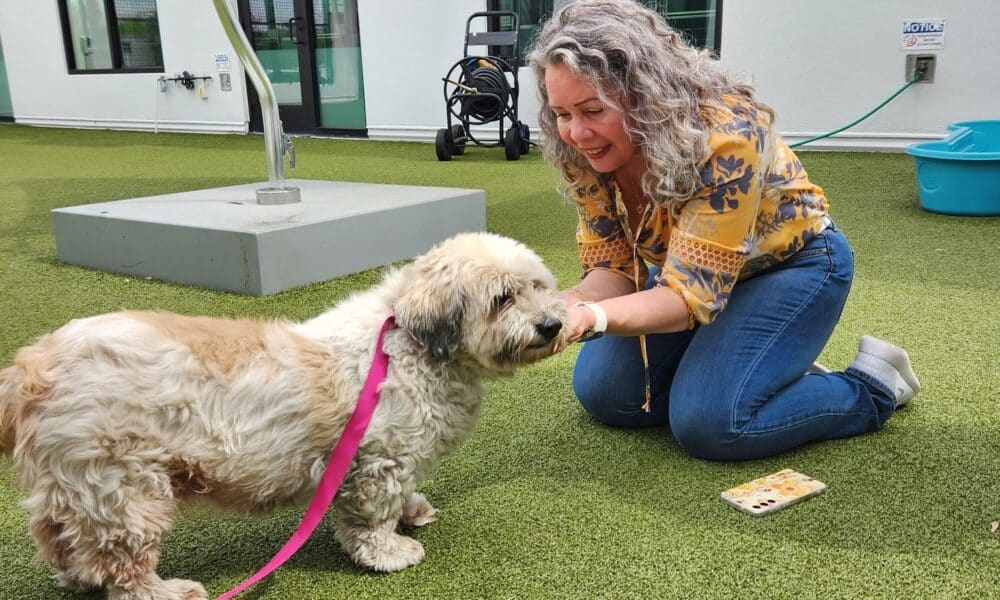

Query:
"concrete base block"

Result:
[[52, 178, 486, 295]]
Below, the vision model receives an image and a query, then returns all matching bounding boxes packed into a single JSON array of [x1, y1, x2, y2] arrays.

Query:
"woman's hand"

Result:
[[554, 280, 692, 351], [554, 297, 597, 352], [553, 270, 694, 351], [565, 300, 598, 343], [553, 273, 629, 352]]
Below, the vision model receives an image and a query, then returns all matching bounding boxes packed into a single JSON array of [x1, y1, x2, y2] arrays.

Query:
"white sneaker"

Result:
[[846, 335, 921, 407]]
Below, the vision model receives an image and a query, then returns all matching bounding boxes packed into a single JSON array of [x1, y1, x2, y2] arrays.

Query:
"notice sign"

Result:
[[902, 19, 945, 51], [214, 53, 231, 72]]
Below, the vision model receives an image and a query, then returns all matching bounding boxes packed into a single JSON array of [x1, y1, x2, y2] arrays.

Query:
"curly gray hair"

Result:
[[527, 0, 774, 205]]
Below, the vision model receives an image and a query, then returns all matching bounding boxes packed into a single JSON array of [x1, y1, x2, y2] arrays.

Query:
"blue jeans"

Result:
[[572, 224, 896, 461]]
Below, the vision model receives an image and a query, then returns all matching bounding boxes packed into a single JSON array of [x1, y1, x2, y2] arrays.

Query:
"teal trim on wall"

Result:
[[0, 35, 13, 117]]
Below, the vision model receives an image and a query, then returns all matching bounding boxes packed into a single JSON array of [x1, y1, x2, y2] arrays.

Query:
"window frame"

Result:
[[57, 0, 164, 74], [713, 0, 724, 56]]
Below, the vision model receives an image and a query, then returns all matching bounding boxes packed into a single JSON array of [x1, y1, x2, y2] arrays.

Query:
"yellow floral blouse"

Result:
[[571, 94, 830, 328]]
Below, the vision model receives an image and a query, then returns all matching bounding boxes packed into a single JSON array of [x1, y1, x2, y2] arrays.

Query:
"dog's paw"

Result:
[[400, 492, 438, 527], [108, 578, 207, 600], [162, 579, 208, 600], [364, 533, 426, 572], [53, 571, 101, 593], [136, 579, 207, 600]]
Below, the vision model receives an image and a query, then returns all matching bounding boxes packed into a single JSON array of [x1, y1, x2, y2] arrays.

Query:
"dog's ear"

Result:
[[394, 259, 466, 361]]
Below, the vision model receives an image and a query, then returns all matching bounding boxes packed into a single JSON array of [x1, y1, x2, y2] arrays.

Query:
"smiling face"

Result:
[[544, 62, 643, 179]]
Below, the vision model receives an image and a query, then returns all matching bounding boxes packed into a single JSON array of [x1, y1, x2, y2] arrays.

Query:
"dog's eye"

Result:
[[494, 292, 514, 311]]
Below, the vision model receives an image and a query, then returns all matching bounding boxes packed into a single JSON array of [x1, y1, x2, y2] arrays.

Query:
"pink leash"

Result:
[[216, 315, 395, 599]]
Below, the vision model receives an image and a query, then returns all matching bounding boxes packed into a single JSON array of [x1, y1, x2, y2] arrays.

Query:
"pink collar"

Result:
[[216, 315, 395, 599]]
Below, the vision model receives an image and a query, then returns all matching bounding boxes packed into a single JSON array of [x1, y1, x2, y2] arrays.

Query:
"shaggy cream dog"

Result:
[[0, 232, 566, 600]]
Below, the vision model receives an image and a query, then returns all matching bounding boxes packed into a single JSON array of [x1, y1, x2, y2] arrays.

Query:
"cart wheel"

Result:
[[518, 122, 530, 155], [450, 124, 466, 156], [504, 126, 521, 161], [436, 128, 453, 161]]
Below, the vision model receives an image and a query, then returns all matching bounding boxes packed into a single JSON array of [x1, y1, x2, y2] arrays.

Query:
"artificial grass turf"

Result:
[[0, 123, 997, 599]]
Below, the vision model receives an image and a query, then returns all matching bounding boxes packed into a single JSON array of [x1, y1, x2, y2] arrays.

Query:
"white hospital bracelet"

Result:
[[577, 301, 608, 333]]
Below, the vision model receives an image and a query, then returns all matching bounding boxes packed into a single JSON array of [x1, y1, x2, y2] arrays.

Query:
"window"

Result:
[[640, 0, 722, 54], [58, 0, 164, 73], [487, 0, 722, 58], [487, 0, 554, 65]]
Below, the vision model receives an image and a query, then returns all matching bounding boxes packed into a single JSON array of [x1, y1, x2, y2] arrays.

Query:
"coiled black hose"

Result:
[[460, 64, 509, 122]]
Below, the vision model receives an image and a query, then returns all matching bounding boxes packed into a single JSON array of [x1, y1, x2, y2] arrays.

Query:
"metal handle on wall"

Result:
[[289, 17, 304, 44]]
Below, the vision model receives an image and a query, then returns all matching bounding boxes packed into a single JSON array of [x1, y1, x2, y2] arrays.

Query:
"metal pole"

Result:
[[212, 0, 300, 204]]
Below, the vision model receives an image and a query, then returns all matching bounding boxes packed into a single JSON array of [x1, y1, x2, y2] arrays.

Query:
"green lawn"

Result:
[[1, 124, 998, 599]]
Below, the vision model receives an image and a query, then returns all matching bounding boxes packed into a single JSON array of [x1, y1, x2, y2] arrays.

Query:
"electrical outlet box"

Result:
[[905, 54, 936, 83]]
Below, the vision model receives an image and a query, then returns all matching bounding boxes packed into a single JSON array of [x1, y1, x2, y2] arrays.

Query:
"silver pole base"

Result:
[[256, 186, 301, 205]]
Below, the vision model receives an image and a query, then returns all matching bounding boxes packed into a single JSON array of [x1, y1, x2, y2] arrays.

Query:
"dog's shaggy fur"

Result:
[[0, 232, 566, 600]]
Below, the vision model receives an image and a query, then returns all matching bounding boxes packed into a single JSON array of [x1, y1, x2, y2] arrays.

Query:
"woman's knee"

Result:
[[668, 392, 742, 461], [670, 425, 737, 461]]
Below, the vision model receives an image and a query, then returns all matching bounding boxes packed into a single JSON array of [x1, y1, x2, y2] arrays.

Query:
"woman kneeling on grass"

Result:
[[530, 0, 920, 460]]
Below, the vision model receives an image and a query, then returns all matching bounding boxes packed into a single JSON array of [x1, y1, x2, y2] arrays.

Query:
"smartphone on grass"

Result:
[[720, 469, 826, 516]]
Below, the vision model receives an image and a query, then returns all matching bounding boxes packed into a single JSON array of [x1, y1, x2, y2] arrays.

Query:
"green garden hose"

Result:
[[789, 72, 923, 148]]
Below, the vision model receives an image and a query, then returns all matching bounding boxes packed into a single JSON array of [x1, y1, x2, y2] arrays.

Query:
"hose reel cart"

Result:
[[435, 11, 531, 161]]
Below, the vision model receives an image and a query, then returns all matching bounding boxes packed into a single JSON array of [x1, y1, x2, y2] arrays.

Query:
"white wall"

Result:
[[358, 0, 542, 141], [0, 0, 994, 150], [719, 0, 999, 150], [0, 0, 249, 133]]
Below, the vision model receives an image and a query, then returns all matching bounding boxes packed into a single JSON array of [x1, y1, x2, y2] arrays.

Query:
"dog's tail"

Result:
[[0, 341, 54, 455]]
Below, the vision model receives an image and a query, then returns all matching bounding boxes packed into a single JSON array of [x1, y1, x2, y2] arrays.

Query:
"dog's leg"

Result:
[[29, 488, 208, 600], [334, 459, 427, 572], [23, 441, 208, 600], [30, 515, 102, 593], [399, 492, 438, 527]]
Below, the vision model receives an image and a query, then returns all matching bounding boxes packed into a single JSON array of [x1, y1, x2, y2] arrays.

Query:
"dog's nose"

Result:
[[534, 317, 562, 342]]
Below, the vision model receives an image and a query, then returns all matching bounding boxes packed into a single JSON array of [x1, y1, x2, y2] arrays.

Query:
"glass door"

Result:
[[313, 0, 366, 130], [239, 0, 365, 133], [241, 0, 318, 131]]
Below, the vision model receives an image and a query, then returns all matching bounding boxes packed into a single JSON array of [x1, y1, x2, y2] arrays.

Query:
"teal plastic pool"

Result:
[[906, 120, 1000, 216]]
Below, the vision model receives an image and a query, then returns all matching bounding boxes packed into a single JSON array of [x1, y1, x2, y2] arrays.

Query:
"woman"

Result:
[[528, 0, 920, 460]]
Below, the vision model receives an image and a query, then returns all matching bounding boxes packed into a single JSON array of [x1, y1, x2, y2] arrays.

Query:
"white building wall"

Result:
[[0, 0, 995, 150], [0, 0, 249, 133], [719, 0, 999, 150], [358, 0, 504, 141]]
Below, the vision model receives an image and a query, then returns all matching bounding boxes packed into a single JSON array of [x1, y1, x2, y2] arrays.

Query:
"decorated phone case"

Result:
[[720, 469, 826, 516]]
